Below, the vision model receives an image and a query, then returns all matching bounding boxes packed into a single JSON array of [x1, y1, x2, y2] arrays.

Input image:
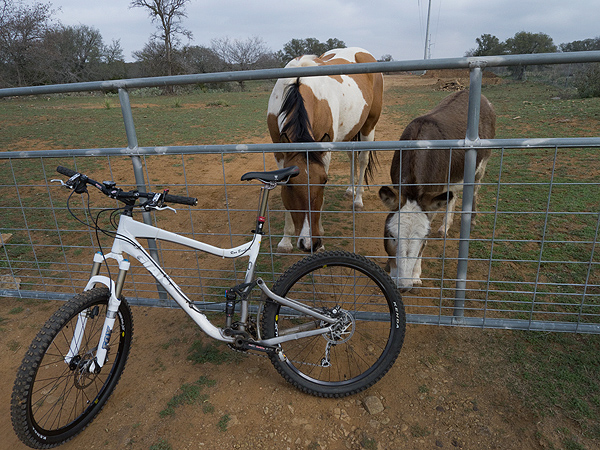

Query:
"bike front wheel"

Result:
[[261, 251, 405, 397], [11, 287, 133, 449]]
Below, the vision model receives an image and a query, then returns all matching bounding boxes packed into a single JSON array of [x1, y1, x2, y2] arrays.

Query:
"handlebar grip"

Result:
[[164, 194, 198, 206], [57, 166, 78, 177]]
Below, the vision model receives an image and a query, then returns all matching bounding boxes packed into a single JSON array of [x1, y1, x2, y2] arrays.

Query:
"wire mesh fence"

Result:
[[1, 51, 599, 333], [1, 144, 598, 332]]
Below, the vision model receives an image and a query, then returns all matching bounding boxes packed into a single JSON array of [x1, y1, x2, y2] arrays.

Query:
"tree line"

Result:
[[1, 0, 599, 97], [467, 31, 600, 96], [0, 0, 353, 88]]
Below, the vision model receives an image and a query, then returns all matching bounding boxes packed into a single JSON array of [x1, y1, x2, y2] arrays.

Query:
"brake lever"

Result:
[[52, 173, 87, 193], [153, 205, 177, 213], [51, 179, 68, 187], [141, 202, 176, 213], [142, 190, 176, 213]]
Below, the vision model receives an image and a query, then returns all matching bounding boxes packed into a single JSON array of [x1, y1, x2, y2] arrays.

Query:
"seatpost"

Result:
[[254, 184, 272, 235]]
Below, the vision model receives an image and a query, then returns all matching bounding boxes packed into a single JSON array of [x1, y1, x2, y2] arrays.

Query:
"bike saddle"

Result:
[[240, 166, 299, 183]]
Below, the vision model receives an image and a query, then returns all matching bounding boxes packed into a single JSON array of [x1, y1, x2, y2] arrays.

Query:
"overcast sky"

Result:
[[47, 0, 599, 62]]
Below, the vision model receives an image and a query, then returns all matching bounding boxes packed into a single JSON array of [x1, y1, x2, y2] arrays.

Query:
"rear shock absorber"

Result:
[[225, 289, 236, 328]]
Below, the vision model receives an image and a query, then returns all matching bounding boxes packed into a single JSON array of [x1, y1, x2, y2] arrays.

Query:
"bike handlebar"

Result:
[[56, 165, 78, 178], [56, 166, 198, 207]]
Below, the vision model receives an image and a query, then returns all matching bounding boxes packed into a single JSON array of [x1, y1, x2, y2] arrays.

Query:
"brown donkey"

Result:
[[378, 90, 496, 291]]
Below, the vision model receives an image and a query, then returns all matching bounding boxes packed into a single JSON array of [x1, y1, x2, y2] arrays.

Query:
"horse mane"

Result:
[[279, 79, 315, 143], [279, 79, 325, 166]]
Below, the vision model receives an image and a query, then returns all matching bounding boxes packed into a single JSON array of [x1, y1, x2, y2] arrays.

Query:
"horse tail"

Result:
[[279, 79, 315, 143], [364, 150, 379, 185], [353, 133, 379, 185]]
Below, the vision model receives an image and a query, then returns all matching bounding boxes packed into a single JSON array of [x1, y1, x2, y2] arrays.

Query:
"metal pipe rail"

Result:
[[1, 51, 599, 98]]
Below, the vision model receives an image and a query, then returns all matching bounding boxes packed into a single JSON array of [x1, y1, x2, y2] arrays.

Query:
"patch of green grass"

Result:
[[563, 437, 587, 450], [360, 435, 377, 450], [187, 340, 246, 365], [161, 337, 181, 350], [206, 99, 229, 107], [217, 414, 230, 432], [505, 332, 600, 441], [149, 438, 172, 450], [159, 376, 216, 418], [9, 306, 23, 314], [410, 424, 431, 438]]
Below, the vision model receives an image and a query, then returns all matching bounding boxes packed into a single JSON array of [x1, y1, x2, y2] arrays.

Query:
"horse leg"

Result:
[[345, 127, 375, 209], [352, 150, 370, 210], [275, 152, 294, 253], [344, 150, 358, 199], [277, 211, 295, 253]]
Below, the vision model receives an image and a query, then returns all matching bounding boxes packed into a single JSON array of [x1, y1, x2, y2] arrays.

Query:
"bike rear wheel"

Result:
[[11, 287, 133, 449], [261, 251, 405, 397]]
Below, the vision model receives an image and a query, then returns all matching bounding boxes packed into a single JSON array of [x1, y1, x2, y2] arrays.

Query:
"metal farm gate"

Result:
[[1, 51, 599, 333]]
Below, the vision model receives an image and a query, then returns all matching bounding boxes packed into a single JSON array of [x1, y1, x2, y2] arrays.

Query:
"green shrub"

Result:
[[573, 63, 600, 98]]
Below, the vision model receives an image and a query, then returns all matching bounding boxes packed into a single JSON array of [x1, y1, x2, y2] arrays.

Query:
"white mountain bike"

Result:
[[11, 165, 406, 448]]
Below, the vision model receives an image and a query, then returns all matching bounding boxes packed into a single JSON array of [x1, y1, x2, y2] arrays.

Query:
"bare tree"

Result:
[[130, 0, 192, 77], [42, 25, 105, 83], [0, 0, 54, 86], [210, 36, 272, 89]]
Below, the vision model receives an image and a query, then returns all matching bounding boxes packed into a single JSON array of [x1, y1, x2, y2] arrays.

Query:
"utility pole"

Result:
[[423, 0, 432, 59]]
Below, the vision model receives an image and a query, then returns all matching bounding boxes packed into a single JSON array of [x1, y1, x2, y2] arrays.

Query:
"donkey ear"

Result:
[[430, 191, 454, 210], [320, 133, 331, 142], [280, 133, 290, 143], [378, 186, 399, 210]]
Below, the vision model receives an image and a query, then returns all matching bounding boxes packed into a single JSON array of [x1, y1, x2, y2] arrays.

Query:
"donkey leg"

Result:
[[471, 182, 483, 230], [471, 160, 488, 229], [277, 211, 295, 253], [411, 256, 423, 291], [437, 194, 457, 236]]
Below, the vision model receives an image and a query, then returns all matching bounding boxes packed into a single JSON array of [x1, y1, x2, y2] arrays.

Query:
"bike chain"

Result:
[[228, 340, 336, 368], [229, 344, 330, 367]]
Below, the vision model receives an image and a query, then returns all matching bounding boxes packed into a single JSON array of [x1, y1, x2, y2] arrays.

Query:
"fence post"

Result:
[[453, 65, 484, 319], [118, 88, 169, 303]]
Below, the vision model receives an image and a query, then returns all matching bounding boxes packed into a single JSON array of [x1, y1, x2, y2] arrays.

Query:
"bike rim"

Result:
[[276, 258, 398, 386], [29, 303, 125, 438]]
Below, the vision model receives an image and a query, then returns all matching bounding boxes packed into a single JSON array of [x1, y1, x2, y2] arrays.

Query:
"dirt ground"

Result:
[[0, 74, 573, 450]]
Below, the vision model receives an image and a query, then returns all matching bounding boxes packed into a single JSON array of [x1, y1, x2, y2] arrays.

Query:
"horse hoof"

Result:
[[277, 244, 293, 253], [344, 190, 354, 199], [353, 202, 364, 211], [436, 227, 448, 237]]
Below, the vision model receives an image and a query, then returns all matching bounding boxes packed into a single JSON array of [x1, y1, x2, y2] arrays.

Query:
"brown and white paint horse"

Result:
[[267, 47, 383, 252], [378, 90, 496, 291]]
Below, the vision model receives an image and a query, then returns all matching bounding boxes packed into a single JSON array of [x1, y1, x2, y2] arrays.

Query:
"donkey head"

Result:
[[379, 186, 453, 291]]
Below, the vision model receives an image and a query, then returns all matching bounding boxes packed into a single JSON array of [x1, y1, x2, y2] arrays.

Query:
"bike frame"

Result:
[[69, 185, 337, 371]]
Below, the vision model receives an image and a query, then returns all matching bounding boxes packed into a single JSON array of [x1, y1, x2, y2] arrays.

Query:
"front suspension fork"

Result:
[[65, 253, 130, 372]]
